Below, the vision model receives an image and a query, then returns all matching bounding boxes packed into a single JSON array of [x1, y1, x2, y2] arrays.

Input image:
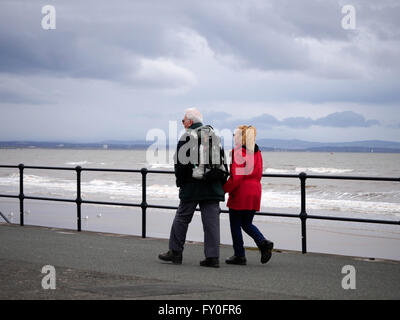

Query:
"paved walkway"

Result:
[[1, 223, 399, 300]]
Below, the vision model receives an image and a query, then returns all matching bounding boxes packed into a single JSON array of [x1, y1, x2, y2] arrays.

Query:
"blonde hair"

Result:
[[235, 125, 256, 151]]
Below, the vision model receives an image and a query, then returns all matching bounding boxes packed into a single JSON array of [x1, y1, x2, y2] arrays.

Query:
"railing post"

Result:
[[141, 168, 148, 238], [76, 166, 82, 232], [299, 172, 307, 254], [18, 163, 24, 226]]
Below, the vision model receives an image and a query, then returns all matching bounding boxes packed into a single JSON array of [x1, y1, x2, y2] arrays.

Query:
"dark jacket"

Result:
[[174, 122, 225, 202], [223, 144, 262, 211]]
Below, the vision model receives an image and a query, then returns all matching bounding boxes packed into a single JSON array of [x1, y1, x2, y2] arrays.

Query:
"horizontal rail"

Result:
[[262, 173, 400, 182], [306, 214, 400, 225], [145, 170, 175, 174], [24, 196, 76, 203], [5, 194, 397, 226], [2, 195, 398, 225], [1, 164, 399, 181], [82, 168, 142, 173], [0, 164, 399, 254], [147, 204, 182, 211], [83, 168, 174, 174], [0, 194, 19, 199], [303, 174, 400, 182], [83, 199, 142, 207], [23, 165, 76, 171]]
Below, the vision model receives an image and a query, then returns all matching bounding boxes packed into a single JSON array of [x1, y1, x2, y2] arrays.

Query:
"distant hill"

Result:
[[0, 140, 150, 150], [1, 139, 400, 153]]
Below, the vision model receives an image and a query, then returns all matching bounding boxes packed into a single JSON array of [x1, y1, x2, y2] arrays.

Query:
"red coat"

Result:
[[223, 145, 263, 211]]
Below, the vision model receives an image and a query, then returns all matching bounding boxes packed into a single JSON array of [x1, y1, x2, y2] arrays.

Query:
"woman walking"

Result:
[[223, 125, 274, 265]]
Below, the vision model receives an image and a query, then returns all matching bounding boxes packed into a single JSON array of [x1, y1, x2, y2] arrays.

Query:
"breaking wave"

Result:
[[264, 167, 354, 175], [0, 173, 398, 216]]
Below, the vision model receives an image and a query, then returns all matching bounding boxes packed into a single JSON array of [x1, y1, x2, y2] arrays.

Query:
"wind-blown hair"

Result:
[[235, 125, 256, 152]]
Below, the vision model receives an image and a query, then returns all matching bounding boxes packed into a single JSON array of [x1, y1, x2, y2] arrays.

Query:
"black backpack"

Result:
[[191, 125, 229, 184]]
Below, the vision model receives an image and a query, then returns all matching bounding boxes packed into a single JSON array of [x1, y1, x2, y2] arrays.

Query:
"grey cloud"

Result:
[[0, 20, 136, 82], [314, 111, 380, 128], [281, 117, 314, 129], [0, 0, 398, 142], [211, 113, 280, 130], [248, 114, 280, 127], [204, 111, 233, 121], [0, 1, 194, 88], [1, 0, 400, 84], [273, 0, 399, 42], [185, 1, 311, 72], [186, 0, 400, 82], [0, 77, 54, 105], [210, 111, 380, 129], [261, 111, 379, 128], [0, 89, 46, 104], [387, 122, 400, 129], [357, 1, 400, 41]]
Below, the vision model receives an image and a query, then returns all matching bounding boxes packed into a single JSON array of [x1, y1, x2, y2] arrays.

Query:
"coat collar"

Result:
[[189, 122, 203, 130], [234, 144, 260, 153]]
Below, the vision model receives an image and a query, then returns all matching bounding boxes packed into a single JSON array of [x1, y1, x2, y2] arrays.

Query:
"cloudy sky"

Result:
[[1, 0, 399, 142]]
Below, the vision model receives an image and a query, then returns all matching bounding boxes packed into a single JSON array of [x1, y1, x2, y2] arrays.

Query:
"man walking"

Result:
[[158, 108, 225, 268]]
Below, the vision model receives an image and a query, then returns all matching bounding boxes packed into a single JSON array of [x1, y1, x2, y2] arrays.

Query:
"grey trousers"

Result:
[[169, 200, 221, 258]]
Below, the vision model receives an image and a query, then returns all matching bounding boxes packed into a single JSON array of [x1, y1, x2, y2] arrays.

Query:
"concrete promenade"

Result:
[[1, 223, 399, 300]]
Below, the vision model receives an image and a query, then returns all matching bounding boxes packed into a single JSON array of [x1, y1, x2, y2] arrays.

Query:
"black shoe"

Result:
[[225, 256, 247, 265], [200, 257, 220, 268], [158, 250, 182, 264], [259, 240, 274, 264]]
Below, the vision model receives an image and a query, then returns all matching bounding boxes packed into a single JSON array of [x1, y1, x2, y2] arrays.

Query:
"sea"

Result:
[[1, 148, 399, 260]]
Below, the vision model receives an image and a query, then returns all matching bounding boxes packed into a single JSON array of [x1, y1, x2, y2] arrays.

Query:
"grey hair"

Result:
[[184, 107, 203, 124]]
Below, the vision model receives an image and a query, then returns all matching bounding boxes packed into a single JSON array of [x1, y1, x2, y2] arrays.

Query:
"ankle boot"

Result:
[[258, 240, 274, 264], [158, 250, 183, 264], [225, 256, 247, 265], [200, 257, 220, 268]]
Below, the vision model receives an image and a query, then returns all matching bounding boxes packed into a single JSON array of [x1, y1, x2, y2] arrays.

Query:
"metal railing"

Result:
[[0, 163, 399, 254]]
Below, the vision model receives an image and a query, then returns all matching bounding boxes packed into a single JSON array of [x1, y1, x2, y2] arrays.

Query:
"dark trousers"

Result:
[[229, 208, 266, 257], [169, 200, 220, 258]]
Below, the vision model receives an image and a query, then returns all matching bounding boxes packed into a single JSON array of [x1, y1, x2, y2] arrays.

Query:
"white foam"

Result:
[[260, 191, 400, 216], [0, 173, 56, 186], [148, 163, 174, 169], [65, 161, 93, 166], [264, 167, 354, 175], [295, 167, 354, 174], [1, 173, 398, 216], [264, 168, 293, 174], [0, 173, 19, 184]]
